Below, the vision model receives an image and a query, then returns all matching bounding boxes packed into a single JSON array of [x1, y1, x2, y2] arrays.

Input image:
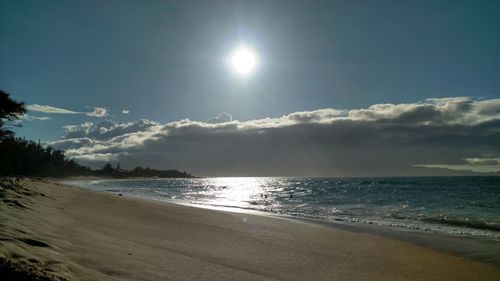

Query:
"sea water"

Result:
[[68, 176, 500, 241]]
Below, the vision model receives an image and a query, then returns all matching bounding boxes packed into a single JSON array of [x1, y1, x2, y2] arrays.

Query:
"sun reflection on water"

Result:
[[201, 177, 268, 208]]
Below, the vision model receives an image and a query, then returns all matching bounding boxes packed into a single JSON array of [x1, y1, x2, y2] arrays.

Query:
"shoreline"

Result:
[[65, 178, 500, 265], [132, 195, 500, 265], [1, 178, 499, 280], [295, 216, 500, 265], [109, 195, 500, 266], [188, 204, 500, 266]]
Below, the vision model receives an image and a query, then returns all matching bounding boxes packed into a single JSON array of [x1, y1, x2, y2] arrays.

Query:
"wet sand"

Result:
[[1, 178, 499, 280]]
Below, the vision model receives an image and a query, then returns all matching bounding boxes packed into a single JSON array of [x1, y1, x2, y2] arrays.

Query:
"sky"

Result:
[[1, 0, 500, 176]]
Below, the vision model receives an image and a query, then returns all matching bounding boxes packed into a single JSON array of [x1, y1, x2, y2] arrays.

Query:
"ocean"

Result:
[[68, 176, 500, 242]]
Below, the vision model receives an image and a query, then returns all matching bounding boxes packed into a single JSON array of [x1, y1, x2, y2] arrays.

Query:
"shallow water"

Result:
[[68, 176, 500, 241]]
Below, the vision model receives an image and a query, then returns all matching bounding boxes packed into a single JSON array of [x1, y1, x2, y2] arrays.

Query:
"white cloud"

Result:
[[345, 97, 500, 126], [20, 114, 52, 121], [27, 104, 79, 114], [51, 97, 500, 176], [58, 119, 158, 142], [415, 164, 500, 174], [464, 157, 500, 165], [207, 112, 232, 123], [86, 107, 108, 117], [122, 110, 130, 115], [415, 157, 500, 173], [27, 104, 111, 118], [62, 122, 94, 137]]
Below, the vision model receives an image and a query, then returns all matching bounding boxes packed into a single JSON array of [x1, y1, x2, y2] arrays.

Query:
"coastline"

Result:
[[295, 216, 500, 265], [179, 203, 500, 265], [1, 178, 499, 280], [101, 189, 500, 265], [65, 177, 500, 265]]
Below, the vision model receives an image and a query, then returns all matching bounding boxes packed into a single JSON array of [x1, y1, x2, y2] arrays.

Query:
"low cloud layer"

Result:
[[416, 158, 500, 173], [50, 97, 500, 176]]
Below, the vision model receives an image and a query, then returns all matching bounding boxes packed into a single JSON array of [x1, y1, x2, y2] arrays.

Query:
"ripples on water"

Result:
[[69, 177, 500, 241]]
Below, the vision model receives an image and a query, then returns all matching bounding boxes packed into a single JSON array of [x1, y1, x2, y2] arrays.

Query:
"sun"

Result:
[[228, 45, 258, 76]]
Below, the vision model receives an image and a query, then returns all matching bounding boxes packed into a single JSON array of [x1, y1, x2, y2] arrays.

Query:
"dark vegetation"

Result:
[[0, 137, 92, 177], [94, 163, 192, 178], [0, 90, 193, 178]]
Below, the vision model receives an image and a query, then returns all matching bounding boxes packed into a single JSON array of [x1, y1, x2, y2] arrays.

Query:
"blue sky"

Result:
[[1, 0, 500, 175], [2, 0, 499, 140]]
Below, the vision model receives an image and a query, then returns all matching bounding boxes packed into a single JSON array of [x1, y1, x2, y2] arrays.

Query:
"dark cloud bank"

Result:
[[50, 97, 500, 176]]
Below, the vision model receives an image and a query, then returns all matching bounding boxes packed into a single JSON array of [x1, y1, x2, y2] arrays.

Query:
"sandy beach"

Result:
[[1, 178, 499, 281]]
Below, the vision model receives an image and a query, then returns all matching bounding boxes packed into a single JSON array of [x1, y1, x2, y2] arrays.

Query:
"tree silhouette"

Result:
[[0, 90, 27, 140], [93, 163, 192, 178]]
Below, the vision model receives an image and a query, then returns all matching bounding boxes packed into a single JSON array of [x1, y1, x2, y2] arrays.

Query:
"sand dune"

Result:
[[1, 178, 499, 280]]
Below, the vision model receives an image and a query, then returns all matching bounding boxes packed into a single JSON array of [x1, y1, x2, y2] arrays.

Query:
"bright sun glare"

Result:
[[228, 45, 258, 76]]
